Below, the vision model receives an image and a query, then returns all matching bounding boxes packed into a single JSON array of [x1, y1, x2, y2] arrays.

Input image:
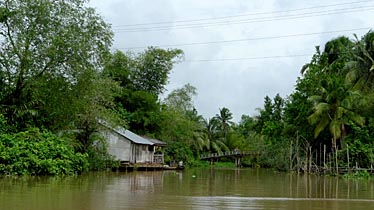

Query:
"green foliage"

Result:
[[103, 50, 133, 88], [158, 31, 374, 172], [0, 128, 88, 175], [343, 170, 371, 179], [121, 90, 161, 133], [307, 75, 365, 144], [238, 115, 256, 136], [103, 48, 183, 134], [132, 47, 184, 95], [0, 0, 115, 134], [188, 159, 210, 168], [340, 123, 374, 168], [86, 134, 120, 171], [210, 162, 236, 168], [1, 0, 374, 175], [260, 141, 290, 171], [241, 34, 373, 172], [254, 94, 284, 138], [103, 47, 183, 95], [164, 83, 197, 112], [0, 114, 10, 135], [346, 31, 374, 92], [164, 141, 194, 164], [214, 107, 234, 138]]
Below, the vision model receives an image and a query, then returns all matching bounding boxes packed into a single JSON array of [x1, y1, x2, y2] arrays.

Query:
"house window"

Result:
[[148, 145, 154, 152]]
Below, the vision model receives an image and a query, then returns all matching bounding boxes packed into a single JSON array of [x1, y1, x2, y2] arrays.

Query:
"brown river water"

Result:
[[1, 168, 374, 210]]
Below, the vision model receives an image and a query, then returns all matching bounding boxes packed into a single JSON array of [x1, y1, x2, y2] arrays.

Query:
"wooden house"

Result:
[[100, 123, 166, 164]]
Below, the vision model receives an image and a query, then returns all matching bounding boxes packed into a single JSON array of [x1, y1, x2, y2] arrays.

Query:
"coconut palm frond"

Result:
[[313, 115, 330, 139]]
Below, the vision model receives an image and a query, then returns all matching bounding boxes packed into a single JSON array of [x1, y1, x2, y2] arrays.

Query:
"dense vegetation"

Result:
[[1, 0, 373, 175], [247, 33, 374, 173]]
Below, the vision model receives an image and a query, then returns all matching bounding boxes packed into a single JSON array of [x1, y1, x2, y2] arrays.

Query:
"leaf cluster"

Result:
[[0, 128, 88, 175]]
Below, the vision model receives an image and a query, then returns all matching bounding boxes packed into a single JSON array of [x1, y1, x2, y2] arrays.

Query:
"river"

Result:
[[1, 168, 374, 210]]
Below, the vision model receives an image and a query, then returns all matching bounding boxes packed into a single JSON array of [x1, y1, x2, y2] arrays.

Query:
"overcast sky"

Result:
[[89, 0, 374, 122]]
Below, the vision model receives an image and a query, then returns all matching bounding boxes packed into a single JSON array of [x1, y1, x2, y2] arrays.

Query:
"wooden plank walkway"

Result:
[[200, 150, 260, 160], [200, 150, 260, 167]]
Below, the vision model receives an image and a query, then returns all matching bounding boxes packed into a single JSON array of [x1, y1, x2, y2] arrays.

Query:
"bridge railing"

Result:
[[200, 150, 259, 159]]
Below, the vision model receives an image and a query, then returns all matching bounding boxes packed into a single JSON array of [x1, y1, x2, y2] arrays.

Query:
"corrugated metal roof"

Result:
[[143, 136, 167, 146], [99, 120, 154, 145], [115, 127, 154, 145]]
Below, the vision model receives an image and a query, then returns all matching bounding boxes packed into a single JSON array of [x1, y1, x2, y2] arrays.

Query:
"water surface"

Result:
[[1, 168, 374, 209]]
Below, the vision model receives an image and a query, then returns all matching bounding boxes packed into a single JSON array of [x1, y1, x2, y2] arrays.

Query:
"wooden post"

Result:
[[315, 149, 317, 172], [235, 157, 241, 167], [323, 145, 326, 169], [347, 144, 350, 174], [319, 143, 322, 167], [335, 144, 338, 175], [296, 132, 300, 174], [290, 141, 293, 171], [309, 145, 312, 173], [305, 141, 311, 173]]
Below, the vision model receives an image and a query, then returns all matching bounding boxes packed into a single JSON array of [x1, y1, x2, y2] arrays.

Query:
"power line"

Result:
[[114, 6, 374, 32], [112, 0, 374, 28], [113, 5, 374, 32], [184, 54, 312, 62], [116, 27, 372, 50]]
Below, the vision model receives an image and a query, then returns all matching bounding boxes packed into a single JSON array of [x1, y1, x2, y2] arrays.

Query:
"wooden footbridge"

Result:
[[200, 150, 260, 167]]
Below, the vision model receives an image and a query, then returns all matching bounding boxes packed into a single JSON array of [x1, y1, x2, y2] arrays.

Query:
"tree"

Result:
[[103, 50, 133, 89], [214, 107, 234, 137], [131, 47, 183, 95], [346, 31, 374, 92], [103, 48, 183, 134], [0, 0, 113, 132], [301, 36, 365, 148], [163, 83, 197, 113], [202, 117, 229, 153], [158, 84, 210, 159], [308, 75, 365, 149], [272, 94, 284, 122], [254, 96, 273, 133], [253, 94, 285, 139], [237, 115, 256, 137]]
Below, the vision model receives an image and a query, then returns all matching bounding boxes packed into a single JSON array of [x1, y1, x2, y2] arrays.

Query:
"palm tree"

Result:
[[308, 75, 366, 174], [345, 31, 374, 92], [344, 31, 374, 118], [308, 76, 365, 149], [188, 110, 210, 154], [214, 107, 234, 141], [202, 118, 229, 153]]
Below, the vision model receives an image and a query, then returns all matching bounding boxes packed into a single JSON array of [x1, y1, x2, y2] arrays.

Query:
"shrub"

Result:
[[0, 128, 89, 175], [0, 114, 10, 135], [86, 133, 119, 171], [164, 141, 194, 165]]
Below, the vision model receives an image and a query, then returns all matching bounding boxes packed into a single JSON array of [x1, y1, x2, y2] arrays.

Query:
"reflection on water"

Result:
[[1, 169, 374, 210]]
